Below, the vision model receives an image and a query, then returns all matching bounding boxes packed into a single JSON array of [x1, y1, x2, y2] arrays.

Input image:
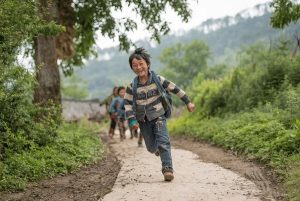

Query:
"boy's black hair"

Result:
[[117, 86, 125, 94], [129, 47, 151, 69]]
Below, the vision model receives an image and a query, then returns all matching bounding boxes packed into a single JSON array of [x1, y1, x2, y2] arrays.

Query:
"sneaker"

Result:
[[162, 167, 174, 182]]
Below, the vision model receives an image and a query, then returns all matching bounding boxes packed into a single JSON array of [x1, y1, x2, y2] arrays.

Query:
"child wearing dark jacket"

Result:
[[110, 86, 126, 141]]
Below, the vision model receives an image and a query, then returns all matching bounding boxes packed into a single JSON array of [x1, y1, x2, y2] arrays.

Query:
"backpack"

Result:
[[132, 70, 172, 118]]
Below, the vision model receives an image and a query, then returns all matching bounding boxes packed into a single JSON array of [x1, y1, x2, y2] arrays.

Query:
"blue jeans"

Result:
[[139, 116, 173, 171]]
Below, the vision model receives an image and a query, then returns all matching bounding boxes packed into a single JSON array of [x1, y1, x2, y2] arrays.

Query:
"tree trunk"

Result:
[[33, 0, 61, 105], [34, 36, 61, 105]]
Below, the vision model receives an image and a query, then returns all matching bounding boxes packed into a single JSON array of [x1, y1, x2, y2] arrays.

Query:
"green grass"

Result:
[[0, 119, 104, 191]]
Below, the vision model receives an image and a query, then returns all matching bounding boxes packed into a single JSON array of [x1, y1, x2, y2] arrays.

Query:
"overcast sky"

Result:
[[97, 0, 271, 49]]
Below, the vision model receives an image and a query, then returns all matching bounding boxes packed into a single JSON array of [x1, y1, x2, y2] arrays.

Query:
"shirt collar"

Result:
[[138, 70, 152, 85]]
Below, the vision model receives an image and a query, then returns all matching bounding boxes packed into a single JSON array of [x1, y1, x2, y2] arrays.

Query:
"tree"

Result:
[[34, 0, 73, 105], [0, 0, 62, 158], [0, 0, 61, 66], [160, 40, 210, 89], [34, 0, 193, 105], [271, 0, 300, 28]]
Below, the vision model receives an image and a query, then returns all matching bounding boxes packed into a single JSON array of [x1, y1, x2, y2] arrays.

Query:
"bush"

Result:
[[0, 66, 61, 159], [0, 120, 103, 191], [170, 107, 300, 169], [189, 42, 300, 117]]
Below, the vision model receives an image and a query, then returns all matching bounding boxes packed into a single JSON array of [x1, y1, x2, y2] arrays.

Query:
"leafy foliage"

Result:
[[0, 0, 62, 161], [170, 107, 300, 173], [61, 0, 193, 75], [0, 120, 103, 191], [0, 66, 61, 159], [190, 41, 300, 117], [271, 0, 300, 28], [160, 40, 210, 89], [0, 0, 63, 65]]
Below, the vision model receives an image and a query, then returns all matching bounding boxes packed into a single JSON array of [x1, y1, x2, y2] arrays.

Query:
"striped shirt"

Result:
[[124, 72, 190, 121]]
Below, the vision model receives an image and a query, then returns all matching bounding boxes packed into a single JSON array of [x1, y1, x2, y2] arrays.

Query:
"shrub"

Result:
[[0, 120, 103, 191], [0, 66, 61, 159]]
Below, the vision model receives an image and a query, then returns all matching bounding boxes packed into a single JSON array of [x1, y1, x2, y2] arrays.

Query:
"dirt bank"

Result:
[[0, 136, 120, 201]]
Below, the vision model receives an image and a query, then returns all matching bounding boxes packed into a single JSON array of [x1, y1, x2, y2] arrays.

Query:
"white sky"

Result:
[[96, 0, 271, 49]]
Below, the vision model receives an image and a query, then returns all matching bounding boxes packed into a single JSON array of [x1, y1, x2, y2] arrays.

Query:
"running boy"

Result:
[[124, 47, 195, 181]]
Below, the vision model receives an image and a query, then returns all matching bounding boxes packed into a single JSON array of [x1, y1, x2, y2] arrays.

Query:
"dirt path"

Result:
[[171, 136, 283, 201], [101, 133, 277, 201]]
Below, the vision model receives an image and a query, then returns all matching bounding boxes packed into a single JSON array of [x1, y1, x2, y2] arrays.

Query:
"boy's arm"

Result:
[[124, 85, 134, 119], [158, 75, 191, 105], [124, 84, 139, 129]]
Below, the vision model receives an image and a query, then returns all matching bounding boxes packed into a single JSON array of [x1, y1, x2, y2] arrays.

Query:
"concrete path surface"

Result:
[[100, 133, 265, 201]]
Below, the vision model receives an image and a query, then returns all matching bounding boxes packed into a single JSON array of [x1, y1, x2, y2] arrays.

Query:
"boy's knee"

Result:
[[146, 146, 157, 153], [148, 148, 156, 153]]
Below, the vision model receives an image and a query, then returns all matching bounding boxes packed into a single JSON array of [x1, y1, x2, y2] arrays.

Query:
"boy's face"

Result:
[[119, 89, 126, 98], [131, 58, 149, 77]]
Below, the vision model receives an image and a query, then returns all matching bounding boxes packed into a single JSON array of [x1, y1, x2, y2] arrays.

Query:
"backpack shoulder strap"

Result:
[[151, 70, 172, 110], [132, 76, 138, 112], [151, 70, 166, 94]]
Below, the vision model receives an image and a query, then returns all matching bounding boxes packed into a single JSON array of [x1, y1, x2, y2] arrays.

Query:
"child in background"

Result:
[[100, 87, 118, 139], [124, 47, 195, 181], [110, 86, 126, 141]]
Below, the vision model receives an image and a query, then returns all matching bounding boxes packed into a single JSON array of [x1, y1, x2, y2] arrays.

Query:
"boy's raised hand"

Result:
[[132, 123, 139, 130], [187, 102, 195, 112], [129, 118, 139, 130]]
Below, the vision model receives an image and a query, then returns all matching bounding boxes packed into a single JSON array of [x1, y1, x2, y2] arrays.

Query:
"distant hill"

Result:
[[71, 3, 300, 99]]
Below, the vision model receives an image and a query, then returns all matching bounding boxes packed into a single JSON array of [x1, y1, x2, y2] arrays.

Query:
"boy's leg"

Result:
[[139, 121, 156, 153], [130, 128, 134, 139], [111, 116, 117, 136], [109, 115, 116, 139], [138, 131, 143, 147], [153, 117, 173, 180], [117, 120, 124, 141], [122, 121, 126, 139], [121, 119, 127, 139], [134, 129, 138, 138]]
